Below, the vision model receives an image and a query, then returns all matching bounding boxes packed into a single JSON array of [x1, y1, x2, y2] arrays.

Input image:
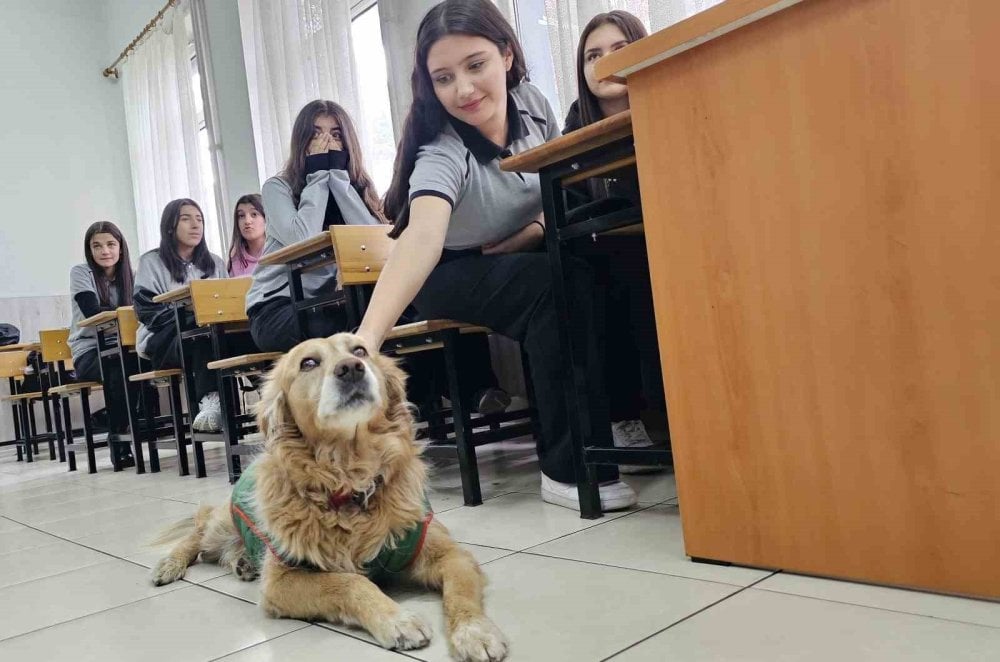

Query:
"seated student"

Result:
[[246, 99, 508, 415], [562, 10, 664, 473], [245, 100, 386, 350], [67, 221, 137, 467], [227, 194, 266, 277], [134, 198, 227, 432], [355, 0, 638, 511]]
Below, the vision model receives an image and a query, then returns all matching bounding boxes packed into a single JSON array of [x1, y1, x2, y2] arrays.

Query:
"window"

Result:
[[350, 2, 395, 195], [512, 0, 564, 120], [187, 16, 223, 255]]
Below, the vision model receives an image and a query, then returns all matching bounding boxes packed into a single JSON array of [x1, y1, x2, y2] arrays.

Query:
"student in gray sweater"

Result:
[[68, 221, 137, 467], [246, 100, 508, 418], [133, 199, 227, 432]]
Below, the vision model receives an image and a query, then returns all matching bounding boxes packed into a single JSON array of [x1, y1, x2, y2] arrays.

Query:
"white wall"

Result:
[[0, 0, 139, 299]]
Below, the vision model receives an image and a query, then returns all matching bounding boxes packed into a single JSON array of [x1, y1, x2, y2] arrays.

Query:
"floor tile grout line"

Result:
[[205, 625, 312, 662], [749, 583, 1000, 631], [0, 513, 167, 572], [517, 549, 762, 587], [509, 501, 662, 555], [0, 582, 197, 644], [599, 572, 779, 661]]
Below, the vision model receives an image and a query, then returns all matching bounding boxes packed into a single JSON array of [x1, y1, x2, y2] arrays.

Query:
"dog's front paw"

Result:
[[450, 616, 509, 662], [151, 557, 188, 586], [372, 610, 432, 651]]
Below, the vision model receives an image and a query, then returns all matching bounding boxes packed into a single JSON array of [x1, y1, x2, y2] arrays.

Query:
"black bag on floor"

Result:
[[0, 323, 19, 347]]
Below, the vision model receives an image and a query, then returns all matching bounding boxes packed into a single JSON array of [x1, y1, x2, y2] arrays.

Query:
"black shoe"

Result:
[[108, 433, 135, 469]]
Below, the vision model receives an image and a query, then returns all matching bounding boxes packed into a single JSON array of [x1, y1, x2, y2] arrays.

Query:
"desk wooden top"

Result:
[[78, 310, 119, 328], [153, 284, 192, 304], [596, 0, 797, 81], [0, 342, 41, 352], [258, 231, 333, 266], [500, 110, 632, 174]]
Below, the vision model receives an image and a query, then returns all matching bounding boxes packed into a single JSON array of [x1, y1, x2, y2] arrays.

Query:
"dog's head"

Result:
[[257, 333, 410, 442]]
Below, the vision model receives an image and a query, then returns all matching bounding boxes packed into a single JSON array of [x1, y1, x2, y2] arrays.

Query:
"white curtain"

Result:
[[121, 0, 221, 255], [237, 0, 360, 185], [543, 0, 724, 113]]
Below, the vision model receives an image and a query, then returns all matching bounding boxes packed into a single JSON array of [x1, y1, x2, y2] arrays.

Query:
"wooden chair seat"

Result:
[[207, 352, 283, 371], [129, 369, 183, 383], [2, 391, 42, 402], [48, 382, 103, 396], [386, 320, 491, 340]]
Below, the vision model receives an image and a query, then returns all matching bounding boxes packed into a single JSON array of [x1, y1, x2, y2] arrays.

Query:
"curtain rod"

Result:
[[102, 0, 179, 79]]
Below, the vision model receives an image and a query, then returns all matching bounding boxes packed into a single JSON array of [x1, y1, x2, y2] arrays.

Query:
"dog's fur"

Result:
[[150, 334, 508, 661]]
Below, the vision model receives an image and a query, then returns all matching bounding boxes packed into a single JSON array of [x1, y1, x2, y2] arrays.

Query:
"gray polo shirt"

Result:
[[408, 82, 561, 250]]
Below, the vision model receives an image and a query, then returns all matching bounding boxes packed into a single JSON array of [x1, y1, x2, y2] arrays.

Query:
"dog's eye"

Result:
[[352, 346, 367, 358], [299, 357, 319, 371]]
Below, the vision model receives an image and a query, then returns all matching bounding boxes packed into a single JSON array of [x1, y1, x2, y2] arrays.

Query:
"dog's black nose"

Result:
[[334, 357, 366, 383]]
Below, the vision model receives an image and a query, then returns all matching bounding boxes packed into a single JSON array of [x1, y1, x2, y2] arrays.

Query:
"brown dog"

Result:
[[149, 334, 508, 661]]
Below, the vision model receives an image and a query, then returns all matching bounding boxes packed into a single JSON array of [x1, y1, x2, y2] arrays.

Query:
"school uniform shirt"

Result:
[[407, 82, 561, 250], [68, 264, 122, 360], [133, 249, 226, 356], [245, 151, 381, 315]]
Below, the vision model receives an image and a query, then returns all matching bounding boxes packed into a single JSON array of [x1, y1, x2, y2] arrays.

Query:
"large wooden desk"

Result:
[[597, 0, 1000, 598]]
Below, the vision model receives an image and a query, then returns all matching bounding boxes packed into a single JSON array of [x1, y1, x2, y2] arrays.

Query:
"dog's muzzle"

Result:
[[332, 357, 374, 405]]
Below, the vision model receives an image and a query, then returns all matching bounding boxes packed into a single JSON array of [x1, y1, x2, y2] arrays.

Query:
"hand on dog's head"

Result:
[[256, 333, 409, 443]]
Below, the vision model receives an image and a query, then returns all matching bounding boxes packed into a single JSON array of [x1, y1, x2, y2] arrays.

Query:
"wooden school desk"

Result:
[[501, 110, 672, 519], [153, 277, 253, 478], [595, 0, 1000, 598]]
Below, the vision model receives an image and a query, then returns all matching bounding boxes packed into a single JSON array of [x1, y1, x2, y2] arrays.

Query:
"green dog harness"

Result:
[[230, 462, 433, 580]]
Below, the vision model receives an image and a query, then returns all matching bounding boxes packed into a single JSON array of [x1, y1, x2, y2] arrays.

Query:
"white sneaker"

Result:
[[612, 419, 662, 475], [192, 392, 222, 432], [540, 474, 637, 512]]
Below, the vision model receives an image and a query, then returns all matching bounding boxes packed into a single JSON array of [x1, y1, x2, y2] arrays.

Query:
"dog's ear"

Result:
[[256, 367, 295, 442], [378, 354, 410, 417]]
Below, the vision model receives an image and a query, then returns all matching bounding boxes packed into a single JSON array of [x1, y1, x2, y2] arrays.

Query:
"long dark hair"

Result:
[[574, 11, 648, 127], [84, 221, 134, 307], [227, 193, 265, 273], [281, 100, 384, 220], [158, 198, 216, 283], [384, 0, 527, 238]]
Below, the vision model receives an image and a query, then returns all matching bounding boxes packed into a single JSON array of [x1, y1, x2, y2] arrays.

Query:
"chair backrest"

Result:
[[0, 350, 29, 379], [329, 225, 394, 287], [190, 277, 252, 327], [39, 328, 72, 363], [118, 306, 139, 347]]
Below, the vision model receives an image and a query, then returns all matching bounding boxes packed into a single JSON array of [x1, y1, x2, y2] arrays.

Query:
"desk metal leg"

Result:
[[541, 172, 602, 520]]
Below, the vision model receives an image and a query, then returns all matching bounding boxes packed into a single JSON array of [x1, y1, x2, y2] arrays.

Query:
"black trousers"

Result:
[[573, 236, 664, 421], [248, 297, 497, 414], [74, 348, 125, 432], [414, 251, 618, 484], [146, 326, 217, 411]]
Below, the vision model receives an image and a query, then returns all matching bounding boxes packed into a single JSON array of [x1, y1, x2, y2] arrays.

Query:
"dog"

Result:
[[149, 333, 508, 662]]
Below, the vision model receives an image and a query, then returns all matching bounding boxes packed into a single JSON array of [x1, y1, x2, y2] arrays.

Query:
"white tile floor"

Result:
[[1, 439, 998, 661]]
